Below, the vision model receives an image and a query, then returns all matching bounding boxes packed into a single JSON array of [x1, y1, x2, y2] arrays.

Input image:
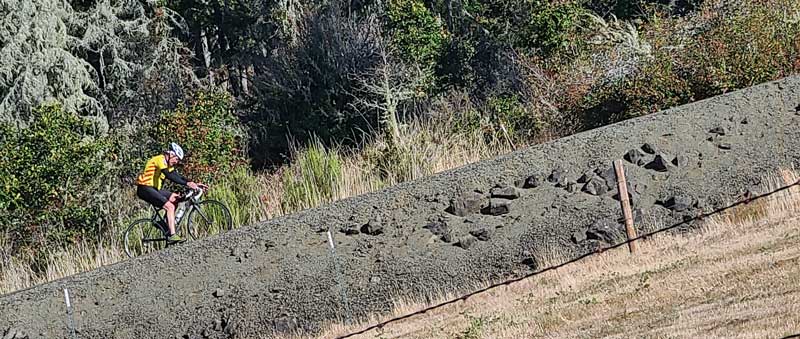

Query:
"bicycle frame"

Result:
[[146, 189, 205, 238]]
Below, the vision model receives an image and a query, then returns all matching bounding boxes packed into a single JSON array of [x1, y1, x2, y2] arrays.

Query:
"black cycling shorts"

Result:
[[136, 185, 172, 208]]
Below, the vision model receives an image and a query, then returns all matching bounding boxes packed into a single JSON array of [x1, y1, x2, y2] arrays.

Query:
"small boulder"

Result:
[[482, 199, 511, 216], [423, 219, 452, 243], [624, 149, 646, 166], [710, 127, 726, 135], [585, 219, 625, 244], [548, 168, 566, 184], [339, 226, 360, 236], [521, 174, 542, 188], [672, 154, 690, 168], [641, 143, 657, 154], [718, 143, 732, 150], [360, 219, 384, 236], [521, 257, 538, 270], [659, 195, 693, 212], [213, 289, 225, 298], [644, 153, 675, 172], [566, 181, 579, 193], [454, 236, 477, 249], [490, 185, 521, 200], [582, 177, 608, 196], [571, 230, 587, 244], [594, 165, 617, 184], [577, 170, 595, 184], [446, 191, 487, 217], [469, 228, 491, 241]]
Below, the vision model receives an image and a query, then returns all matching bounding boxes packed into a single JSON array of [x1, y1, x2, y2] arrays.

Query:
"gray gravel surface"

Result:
[[2, 76, 800, 338]]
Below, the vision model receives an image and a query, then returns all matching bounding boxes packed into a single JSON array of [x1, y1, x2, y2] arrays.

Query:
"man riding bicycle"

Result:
[[136, 143, 207, 244]]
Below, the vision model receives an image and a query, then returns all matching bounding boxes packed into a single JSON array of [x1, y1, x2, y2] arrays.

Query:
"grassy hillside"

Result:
[[306, 170, 800, 339]]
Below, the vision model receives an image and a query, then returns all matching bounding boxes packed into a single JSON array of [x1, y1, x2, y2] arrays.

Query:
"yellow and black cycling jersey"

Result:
[[136, 154, 188, 190]]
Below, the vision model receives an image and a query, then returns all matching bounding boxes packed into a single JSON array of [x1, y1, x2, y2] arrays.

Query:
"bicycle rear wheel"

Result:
[[187, 200, 233, 240], [123, 218, 167, 258]]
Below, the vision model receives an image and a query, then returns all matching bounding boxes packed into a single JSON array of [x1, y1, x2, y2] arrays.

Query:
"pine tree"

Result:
[[0, 0, 102, 127]]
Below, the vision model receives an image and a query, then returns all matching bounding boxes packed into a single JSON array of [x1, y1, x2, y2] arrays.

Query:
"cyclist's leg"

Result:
[[161, 191, 180, 235], [137, 185, 169, 209], [137, 186, 171, 232]]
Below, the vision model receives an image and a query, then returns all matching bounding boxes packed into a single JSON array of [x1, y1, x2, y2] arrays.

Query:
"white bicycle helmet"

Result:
[[169, 142, 185, 160]]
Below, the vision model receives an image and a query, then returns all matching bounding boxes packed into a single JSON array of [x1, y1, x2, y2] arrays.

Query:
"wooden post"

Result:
[[614, 159, 638, 254]]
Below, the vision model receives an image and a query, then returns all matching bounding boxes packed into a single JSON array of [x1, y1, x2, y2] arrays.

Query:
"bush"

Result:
[[0, 103, 113, 251], [280, 139, 343, 212], [152, 91, 247, 183], [386, 0, 446, 68], [682, 0, 800, 98]]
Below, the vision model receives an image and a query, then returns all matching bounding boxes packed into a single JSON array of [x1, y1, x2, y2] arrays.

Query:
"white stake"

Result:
[[327, 230, 335, 250], [64, 288, 77, 339]]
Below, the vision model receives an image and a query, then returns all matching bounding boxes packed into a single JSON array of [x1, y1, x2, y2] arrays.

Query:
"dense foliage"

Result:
[[0, 104, 112, 251]]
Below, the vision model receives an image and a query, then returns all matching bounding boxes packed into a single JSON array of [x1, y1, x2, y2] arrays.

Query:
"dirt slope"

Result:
[[1, 76, 799, 339]]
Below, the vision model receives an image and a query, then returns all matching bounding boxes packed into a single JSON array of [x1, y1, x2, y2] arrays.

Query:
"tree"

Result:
[[0, 103, 112, 252], [0, 0, 102, 127], [351, 44, 424, 152], [248, 3, 385, 167], [73, 0, 199, 125]]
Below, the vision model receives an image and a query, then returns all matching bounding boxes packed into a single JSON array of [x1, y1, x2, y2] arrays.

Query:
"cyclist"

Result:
[[135, 142, 207, 244]]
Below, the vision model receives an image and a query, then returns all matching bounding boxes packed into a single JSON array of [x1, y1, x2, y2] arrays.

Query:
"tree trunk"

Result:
[[200, 28, 214, 84]]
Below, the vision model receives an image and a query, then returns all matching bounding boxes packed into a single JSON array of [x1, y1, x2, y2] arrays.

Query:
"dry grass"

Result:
[[297, 170, 800, 339], [0, 241, 125, 295]]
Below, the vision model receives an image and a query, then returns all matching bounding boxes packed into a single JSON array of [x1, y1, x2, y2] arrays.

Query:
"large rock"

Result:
[[624, 149, 647, 166], [594, 165, 617, 185], [644, 153, 676, 172], [481, 199, 511, 216], [490, 185, 521, 200], [423, 218, 452, 243], [585, 219, 626, 244], [446, 191, 487, 217], [582, 176, 609, 196], [548, 168, 567, 184], [571, 230, 587, 244], [522, 174, 542, 188], [469, 228, 491, 241], [641, 143, 657, 154], [672, 154, 690, 168], [658, 195, 694, 212], [360, 218, 384, 236], [454, 236, 477, 249]]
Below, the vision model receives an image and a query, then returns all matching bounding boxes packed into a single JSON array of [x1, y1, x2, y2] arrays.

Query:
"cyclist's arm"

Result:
[[164, 169, 190, 186]]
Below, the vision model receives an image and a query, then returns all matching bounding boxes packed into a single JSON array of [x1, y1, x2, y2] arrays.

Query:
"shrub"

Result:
[[386, 0, 446, 68], [0, 103, 113, 251], [682, 0, 800, 98], [619, 51, 692, 117], [280, 139, 343, 212], [152, 91, 247, 183]]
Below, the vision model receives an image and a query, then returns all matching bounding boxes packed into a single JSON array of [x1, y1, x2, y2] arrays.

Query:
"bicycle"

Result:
[[123, 188, 232, 258]]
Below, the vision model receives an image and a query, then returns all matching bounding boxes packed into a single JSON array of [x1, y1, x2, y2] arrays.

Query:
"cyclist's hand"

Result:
[[187, 181, 200, 190], [197, 182, 209, 190]]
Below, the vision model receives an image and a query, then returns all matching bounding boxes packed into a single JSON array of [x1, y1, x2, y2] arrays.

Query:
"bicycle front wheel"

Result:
[[187, 200, 233, 240], [123, 218, 167, 258]]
